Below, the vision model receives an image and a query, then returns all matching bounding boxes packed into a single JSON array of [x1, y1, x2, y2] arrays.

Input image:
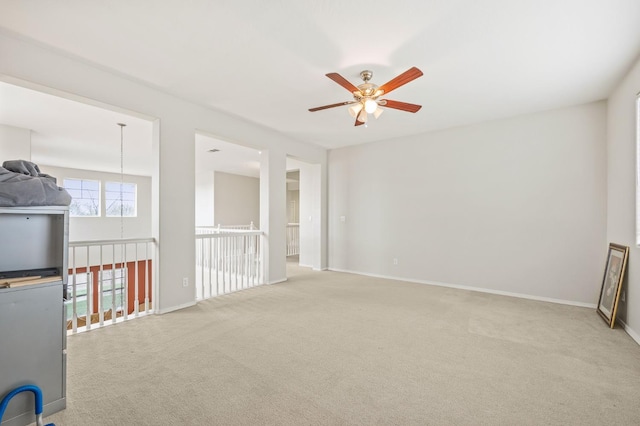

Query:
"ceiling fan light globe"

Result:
[[348, 103, 363, 118], [364, 99, 378, 114], [373, 107, 383, 119], [357, 109, 368, 123]]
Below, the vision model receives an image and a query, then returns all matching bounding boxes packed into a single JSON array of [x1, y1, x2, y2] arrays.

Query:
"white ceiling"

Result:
[[195, 133, 261, 178], [0, 81, 154, 175], [1, 1, 640, 159]]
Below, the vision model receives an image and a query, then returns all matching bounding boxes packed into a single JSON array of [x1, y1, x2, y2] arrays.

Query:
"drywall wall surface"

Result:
[[329, 101, 607, 304], [0, 123, 30, 161], [286, 189, 299, 224], [214, 171, 259, 227], [195, 171, 214, 227], [607, 55, 640, 339], [260, 149, 287, 284], [40, 165, 152, 241], [299, 162, 323, 269]]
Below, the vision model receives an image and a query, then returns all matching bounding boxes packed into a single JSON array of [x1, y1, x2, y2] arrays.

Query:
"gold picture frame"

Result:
[[597, 243, 629, 328]]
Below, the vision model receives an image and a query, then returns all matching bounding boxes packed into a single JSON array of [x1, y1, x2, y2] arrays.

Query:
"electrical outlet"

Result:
[[182, 277, 189, 287], [393, 258, 398, 265]]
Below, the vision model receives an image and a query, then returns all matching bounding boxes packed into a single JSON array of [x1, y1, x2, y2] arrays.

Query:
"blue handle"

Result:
[[0, 384, 54, 426]]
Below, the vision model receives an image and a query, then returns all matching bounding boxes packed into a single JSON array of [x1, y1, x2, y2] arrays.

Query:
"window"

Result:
[[105, 182, 137, 217], [64, 178, 100, 217]]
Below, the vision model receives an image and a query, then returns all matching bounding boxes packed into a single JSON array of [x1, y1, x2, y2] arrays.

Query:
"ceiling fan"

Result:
[[309, 67, 423, 126]]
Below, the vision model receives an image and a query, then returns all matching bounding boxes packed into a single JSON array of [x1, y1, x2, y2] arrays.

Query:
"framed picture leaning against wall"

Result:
[[597, 243, 629, 328]]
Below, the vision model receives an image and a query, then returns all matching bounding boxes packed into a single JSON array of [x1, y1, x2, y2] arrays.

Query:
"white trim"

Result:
[[328, 268, 597, 308], [70, 237, 155, 246], [0, 73, 158, 122], [269, 278, 287, 285], [156, 301, 196, 314], [618, 318, 640, 346]]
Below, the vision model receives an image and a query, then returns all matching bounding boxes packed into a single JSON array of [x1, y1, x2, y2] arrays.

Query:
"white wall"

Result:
[[0, 123, 31, 161], [1, 32, 327, 312], [286, 188, 299, 223], [195, 171, 214, 227], [299, 162, 323, 269], [607, 55, 640, 341], [329, 101, 607, 305], [260, 149, 287, 283], [214, 171, 260, 227], [40, 165, 151, 241]]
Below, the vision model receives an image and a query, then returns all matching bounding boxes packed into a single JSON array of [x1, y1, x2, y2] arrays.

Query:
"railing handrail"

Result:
[[67, 237, 155, 334], [70, 237, 156, 247], [195, 230, 263, 239], [195, 227, 264, 301], [196, 225, 251, 229]]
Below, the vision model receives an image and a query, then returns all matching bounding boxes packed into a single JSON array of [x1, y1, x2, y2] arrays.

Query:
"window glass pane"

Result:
[[64, 179, 100, 217], [105, 182, 137, 217]]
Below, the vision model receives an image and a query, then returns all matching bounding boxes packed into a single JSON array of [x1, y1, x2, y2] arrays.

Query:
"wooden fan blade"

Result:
[[355, 118, 365, 126], [309, 101, 357, 112], [326, 73, 360, 93], [380, 99, 422, 113], [378, 67, 423, 95]]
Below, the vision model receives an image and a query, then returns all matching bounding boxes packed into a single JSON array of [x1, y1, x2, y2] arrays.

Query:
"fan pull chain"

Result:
[[117, 123, 126, 312]]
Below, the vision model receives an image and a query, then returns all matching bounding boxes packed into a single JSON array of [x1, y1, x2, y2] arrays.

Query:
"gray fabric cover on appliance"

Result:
[[0, 160, 71, 207]]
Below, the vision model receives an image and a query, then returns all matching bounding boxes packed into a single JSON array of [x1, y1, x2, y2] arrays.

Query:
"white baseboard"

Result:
[[327, 267, 597, 309], [156, 301, 197, 314], [269, 278, 287, 285], [618, 319, 640, 346], [296, 263, 328, 271]]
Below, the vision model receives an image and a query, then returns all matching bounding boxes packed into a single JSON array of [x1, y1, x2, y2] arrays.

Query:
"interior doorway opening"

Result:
[[286, 156, 323, 276], [193, 132, 266, 300], [286, 169, 300, 261], [0, 77, 158, 333], [194, 132, 261, 231]]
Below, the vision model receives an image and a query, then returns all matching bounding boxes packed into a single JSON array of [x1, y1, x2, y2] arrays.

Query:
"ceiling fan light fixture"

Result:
[[308, 67, 423, 127], [348, 103, 363, 118], [364, 99, 378, 114]]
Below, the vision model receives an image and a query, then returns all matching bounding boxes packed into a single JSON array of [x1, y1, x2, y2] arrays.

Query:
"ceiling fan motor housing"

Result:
[[354, 83, 380, 101]]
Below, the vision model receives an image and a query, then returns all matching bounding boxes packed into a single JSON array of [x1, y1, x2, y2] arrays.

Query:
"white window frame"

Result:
[[64, 178, 101, 217], [105, 181, 137, 218]]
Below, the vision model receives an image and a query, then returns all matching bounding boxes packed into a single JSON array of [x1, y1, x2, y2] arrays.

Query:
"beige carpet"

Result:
[[45, 261, 640, 425]]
